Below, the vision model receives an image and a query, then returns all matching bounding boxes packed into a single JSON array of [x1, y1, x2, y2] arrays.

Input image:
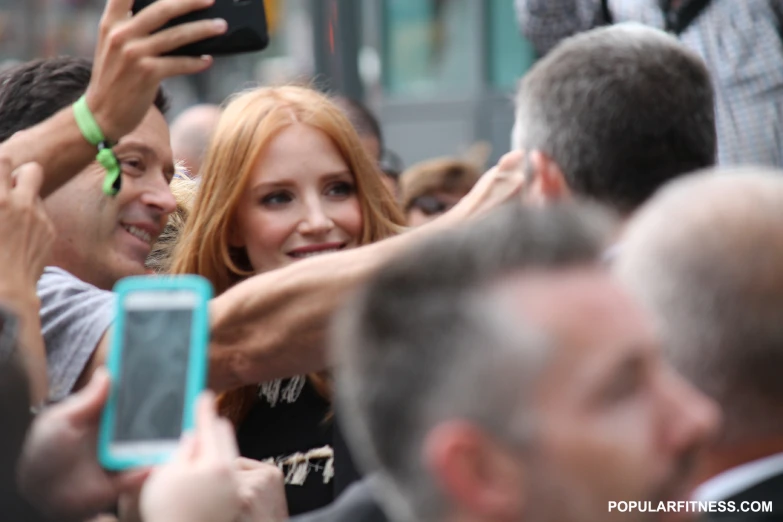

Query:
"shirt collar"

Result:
[[692, 452, 783, 502]]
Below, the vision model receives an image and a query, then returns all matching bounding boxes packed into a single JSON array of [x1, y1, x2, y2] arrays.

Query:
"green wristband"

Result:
[[72, 95, 121, 196]]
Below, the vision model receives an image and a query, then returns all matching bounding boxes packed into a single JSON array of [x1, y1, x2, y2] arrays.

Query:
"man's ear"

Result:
[[423, 421, 527, 520], [526, 150, 570, 204]]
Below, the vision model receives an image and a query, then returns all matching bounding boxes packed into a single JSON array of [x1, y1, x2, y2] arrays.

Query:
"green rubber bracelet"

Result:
[[72, 95, 121, 196]]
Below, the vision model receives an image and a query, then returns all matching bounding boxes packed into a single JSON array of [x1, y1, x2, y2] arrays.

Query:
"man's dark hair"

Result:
[[514, 24, 716, 214], [0, 56, 169, 143], [333, 96, 383, 149]]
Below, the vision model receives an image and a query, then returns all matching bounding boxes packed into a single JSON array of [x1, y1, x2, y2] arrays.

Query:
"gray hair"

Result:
[[514, 24, 716, 215], [333, 202, 614, 521], [615, 168, 783, 445]]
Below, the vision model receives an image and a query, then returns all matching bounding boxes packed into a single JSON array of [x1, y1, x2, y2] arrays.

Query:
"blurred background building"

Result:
[[0, 0, 536, 167]]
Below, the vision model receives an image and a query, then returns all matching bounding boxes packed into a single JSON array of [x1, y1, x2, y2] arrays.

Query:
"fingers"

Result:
[[173, 432, 198, 463], [64, 367, 112, 425], [193, 391, 239, 463], [12, 163, 45, 203], [0, 157, 13, 198], [114, 467, 152, 493], [195, 391, 221, 460], [146, 55, 214, 79], [141, 18, 227, 57], [235, 457, 267, 471], [217, 418, 240, 461], [497, 150, 524, 171], [128, 0, 215, 38], [100, 0, 134, 29]]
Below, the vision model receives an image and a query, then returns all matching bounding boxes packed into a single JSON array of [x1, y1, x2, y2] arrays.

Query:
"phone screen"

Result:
[[113, 291, 196, 444]]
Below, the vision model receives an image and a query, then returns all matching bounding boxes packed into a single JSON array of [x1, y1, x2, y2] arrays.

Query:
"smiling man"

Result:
[[0, 57, 178, 399]]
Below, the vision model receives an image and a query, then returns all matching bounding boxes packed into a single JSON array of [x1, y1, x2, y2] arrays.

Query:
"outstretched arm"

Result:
[[0, 162, 54, 404], [207, 152, 526, 391]]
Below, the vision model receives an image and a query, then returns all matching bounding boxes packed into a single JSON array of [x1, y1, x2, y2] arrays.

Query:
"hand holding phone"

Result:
[[131, 0, 270, 57], [87, 0, 228, 143], [98, 275, 213, 471]]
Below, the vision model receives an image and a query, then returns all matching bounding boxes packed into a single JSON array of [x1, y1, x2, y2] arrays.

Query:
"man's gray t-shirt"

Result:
[[37, 267, 115, 401]]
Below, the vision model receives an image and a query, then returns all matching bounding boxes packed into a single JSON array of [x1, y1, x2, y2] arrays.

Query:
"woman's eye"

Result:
[[327, 182, 355, 197], [261, 192, 292, 205]]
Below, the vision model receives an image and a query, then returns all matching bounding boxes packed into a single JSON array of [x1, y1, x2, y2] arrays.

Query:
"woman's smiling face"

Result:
[[231, 123, 364, 273]]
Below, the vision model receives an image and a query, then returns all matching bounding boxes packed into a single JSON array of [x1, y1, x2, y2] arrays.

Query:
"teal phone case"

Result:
[[97, 275, 213, 471]]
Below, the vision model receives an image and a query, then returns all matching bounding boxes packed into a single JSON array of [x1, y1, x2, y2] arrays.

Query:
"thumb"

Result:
[[496, 150, 524, 172], [114, 467, 152, 494], [65, 367, 112, 425]]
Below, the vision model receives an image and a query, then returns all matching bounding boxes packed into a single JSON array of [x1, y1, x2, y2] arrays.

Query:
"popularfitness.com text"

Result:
[[608, 501, 773, 513]]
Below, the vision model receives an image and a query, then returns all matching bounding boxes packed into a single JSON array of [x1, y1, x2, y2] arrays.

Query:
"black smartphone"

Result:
[[132, 0, 270, 57]]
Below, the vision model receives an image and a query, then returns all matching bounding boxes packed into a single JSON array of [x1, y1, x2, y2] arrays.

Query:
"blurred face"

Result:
[[515, 270, 719, 522], [232, 123, 363, 274], [406, 190, 467, 227], [44, 108, 176, 290]]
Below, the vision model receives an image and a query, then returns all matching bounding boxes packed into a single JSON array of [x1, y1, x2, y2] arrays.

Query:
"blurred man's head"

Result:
[[513, 24, 716, 215], [0, 57, 175, 290], [170, 103, 222, 178], [335, 203, 718, 522], [616, 170, 783, 456]]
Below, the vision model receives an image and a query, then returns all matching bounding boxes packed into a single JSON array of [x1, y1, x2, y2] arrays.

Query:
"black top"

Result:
[[237, 377, 334, 515], [704, 472, 783, 522], [236, 377, 362, 516]]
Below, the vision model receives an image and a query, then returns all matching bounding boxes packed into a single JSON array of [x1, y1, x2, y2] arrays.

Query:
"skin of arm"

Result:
[[0, 162, 54, 404], [3, 109, 108, 200], [77, 207, 470, 392]]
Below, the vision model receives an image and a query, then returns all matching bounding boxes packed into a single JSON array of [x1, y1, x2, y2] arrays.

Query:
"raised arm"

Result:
[[207, 152, 526, 391], [0, 162, 54, 405], [0, 0, 226, 199], [515, 0, 607, 56]]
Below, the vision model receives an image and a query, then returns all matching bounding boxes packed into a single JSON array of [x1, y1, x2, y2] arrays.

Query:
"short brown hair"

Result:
[[399, 158, 481, 211]]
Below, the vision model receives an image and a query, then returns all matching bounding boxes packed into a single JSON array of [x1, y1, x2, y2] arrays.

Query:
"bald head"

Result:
[[615, 168, 783, 444], [170, 104, 222, 177]]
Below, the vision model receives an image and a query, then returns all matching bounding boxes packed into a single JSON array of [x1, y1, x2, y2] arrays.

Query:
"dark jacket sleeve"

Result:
[[515, 0, 609, 56]]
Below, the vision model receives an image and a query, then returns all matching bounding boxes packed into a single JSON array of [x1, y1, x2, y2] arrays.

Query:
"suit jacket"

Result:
[[290, 477, 389, 522], [704, 472, 783, 522]]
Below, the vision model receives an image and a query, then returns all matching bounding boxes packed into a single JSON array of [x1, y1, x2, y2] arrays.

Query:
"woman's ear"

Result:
[[525, 150, 571, 204]]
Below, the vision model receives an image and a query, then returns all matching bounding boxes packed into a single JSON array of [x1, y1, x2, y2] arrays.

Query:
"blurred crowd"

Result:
[[1, 0, 783, 522]]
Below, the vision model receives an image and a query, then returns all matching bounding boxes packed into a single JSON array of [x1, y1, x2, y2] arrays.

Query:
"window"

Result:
[[487, 0, 537, 91], [382, 0, 477, 97]]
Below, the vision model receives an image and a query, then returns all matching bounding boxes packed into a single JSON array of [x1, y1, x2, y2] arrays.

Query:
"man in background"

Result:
[[616, 169, 783, 520], [170, 103, 222, 178], [516, 0, 783, 167]]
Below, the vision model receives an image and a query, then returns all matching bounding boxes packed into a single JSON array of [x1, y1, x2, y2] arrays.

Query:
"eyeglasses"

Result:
[[408, 195, 455, 216]]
